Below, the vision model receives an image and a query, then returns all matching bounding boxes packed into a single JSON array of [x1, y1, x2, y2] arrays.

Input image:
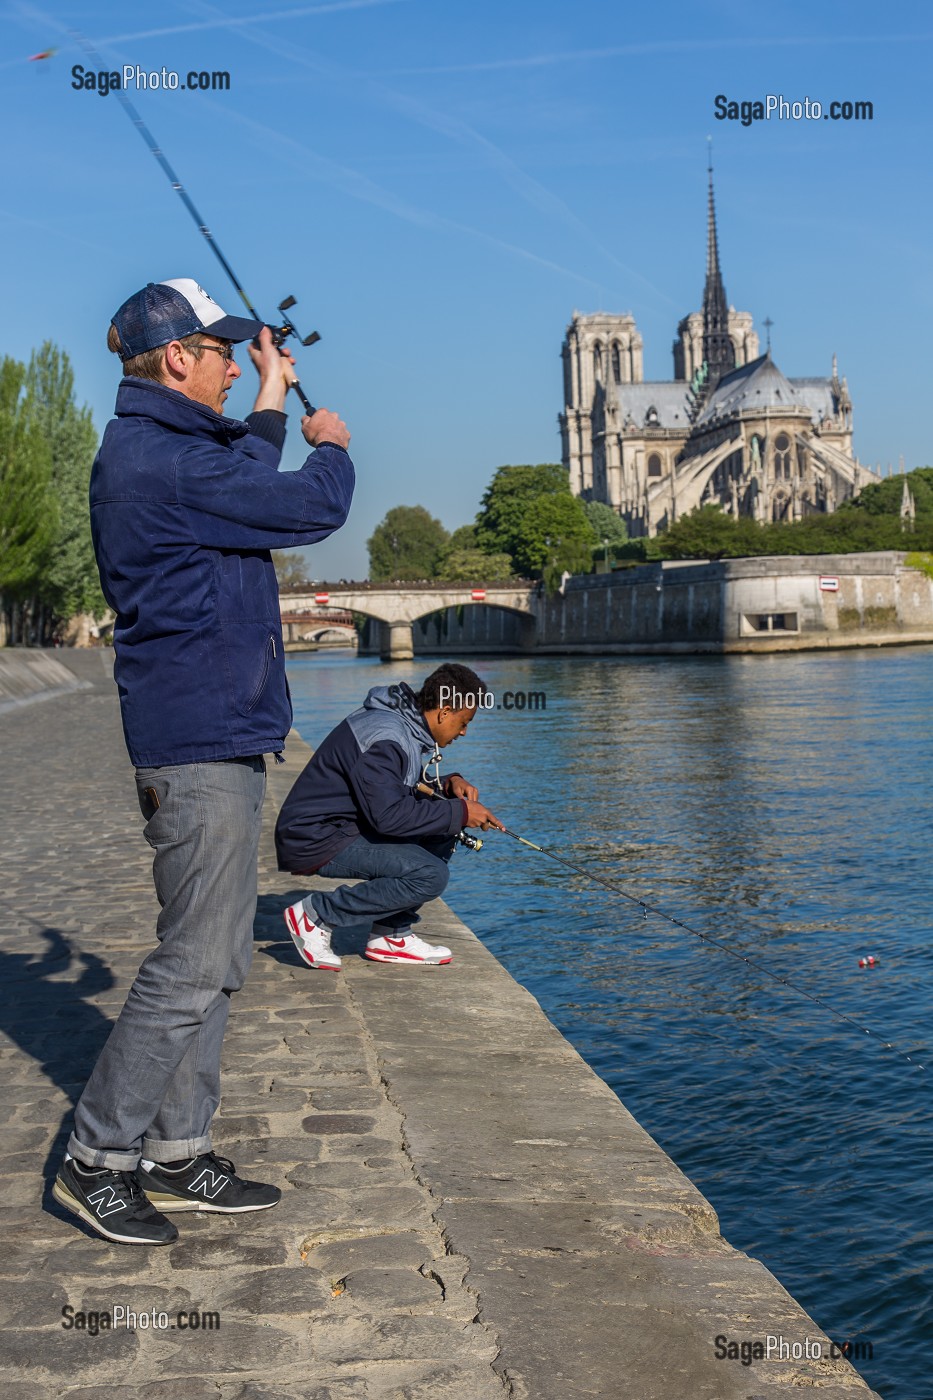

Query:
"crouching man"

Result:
[[275, 663, 503, 968]]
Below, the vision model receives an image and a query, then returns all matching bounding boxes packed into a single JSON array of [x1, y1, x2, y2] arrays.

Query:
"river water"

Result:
[[287, 646, 933, 1399]]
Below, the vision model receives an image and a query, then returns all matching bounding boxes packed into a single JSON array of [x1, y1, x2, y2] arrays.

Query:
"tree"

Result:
[[25, 344, 103, 624], [0, 356, 57, 642], [433, 523, 515, 581], [436, 548, 515, 582], [446, 524, 480, 552], [368, 505, 449, 581], [843, 467, 933, 517], [582, 499, 628, 565], [582, 499, 628, 547], [657, 500, 930, 561], [475, 463, 594, 583], [273, 551, 314, 589], [659, 506, 753, 560], [475, 464, 568, 556]]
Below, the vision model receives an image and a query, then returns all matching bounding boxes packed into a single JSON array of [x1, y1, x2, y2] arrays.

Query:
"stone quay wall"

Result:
[[391, 552, 933, 656], [0, 649, 880, 1398]]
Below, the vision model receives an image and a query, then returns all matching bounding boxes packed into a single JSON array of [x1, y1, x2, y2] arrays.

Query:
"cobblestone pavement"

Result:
[[0, 656, 881, 1400], [0, 667, 506, 1400]]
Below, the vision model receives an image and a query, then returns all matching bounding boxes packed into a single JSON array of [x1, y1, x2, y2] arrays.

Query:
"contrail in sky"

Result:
[[388, 30, 933, 76], [10, 0, 667, 303], [6, 0, 405, 49], [179, 0, 674, 305], [96, 0, 408, 46], [0, 206, 108, 254], [200, 96, 611, 296]]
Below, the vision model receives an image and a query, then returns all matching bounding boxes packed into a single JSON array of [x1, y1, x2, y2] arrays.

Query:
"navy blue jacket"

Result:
[[90, 377, 355, 767], [275, 683, 467, 872]]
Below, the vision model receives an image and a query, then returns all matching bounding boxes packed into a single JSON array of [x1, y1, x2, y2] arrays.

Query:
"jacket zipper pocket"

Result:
[[245, 634, 275, 712]]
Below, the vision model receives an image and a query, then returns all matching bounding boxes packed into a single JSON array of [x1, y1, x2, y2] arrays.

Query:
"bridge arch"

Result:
[[279, 583, 538, 660]]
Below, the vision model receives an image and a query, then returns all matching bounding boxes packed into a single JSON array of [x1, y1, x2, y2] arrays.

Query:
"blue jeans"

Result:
[[68, 757, 266, 1171], [306, 834, 455, 936]]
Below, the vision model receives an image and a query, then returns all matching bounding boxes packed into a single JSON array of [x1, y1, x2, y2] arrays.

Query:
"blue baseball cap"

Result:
[[111, 278, 265, 359]]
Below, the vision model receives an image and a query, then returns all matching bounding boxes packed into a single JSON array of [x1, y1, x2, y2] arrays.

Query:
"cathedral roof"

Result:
[[611, 381, 691, 429], [696, 353, 835, 426]]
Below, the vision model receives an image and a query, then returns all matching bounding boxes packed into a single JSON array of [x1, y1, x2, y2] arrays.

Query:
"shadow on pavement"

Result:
[[0, 924, 117, 1224]]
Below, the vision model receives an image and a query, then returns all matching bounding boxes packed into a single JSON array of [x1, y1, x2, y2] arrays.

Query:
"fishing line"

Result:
[[70, 29, 320, 413], [494, 823, 926, 1072]]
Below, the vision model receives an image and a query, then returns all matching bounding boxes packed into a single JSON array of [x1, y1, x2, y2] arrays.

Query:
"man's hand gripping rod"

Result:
[[415, 781, 483, 851]]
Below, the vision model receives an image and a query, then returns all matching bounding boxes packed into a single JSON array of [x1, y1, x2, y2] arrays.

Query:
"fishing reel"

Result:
[[253, 296, 320, 415], [269, 295, 321, 351], [417, 763, 483, 854]]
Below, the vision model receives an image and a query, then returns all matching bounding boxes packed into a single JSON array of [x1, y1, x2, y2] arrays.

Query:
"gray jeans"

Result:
[[307, 834, 455, 934], [68, 757, 266, 1171]]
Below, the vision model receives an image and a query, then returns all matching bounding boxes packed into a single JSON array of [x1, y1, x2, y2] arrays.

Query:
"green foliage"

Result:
[[582, 499, 628, 547], [844, 467, 933, 516], [273, 551, 313, 589], [659, 506, 766, 560], [615, 536, 664, 564], [475, 463, 594, 583], [0, 343, 105, 643], [435, 547, 515, 582], [658, 498, 933, 561], [905, 551, 933, 580], [26, 344, 103, 619], [0, 356, 56, 597], [475, 464, 567, 555], [446, 524, 479, 551], [368, 505, 450, 581]]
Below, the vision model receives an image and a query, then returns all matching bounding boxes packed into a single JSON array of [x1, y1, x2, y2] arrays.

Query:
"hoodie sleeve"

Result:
[[348, 740, 466, 841], [174, 437, 355, 550]]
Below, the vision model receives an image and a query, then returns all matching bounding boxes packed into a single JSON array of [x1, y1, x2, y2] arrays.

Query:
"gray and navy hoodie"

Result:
[[274, 683, 468, 873]]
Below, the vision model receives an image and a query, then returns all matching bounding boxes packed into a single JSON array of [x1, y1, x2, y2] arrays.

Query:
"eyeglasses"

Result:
[[193, 342, 236, 364]]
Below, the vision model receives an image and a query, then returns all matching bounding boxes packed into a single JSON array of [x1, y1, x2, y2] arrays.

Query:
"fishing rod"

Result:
[[493, 822, 925, 1072], [419, 765, 923, 1072], [70, 30, 320, 414]]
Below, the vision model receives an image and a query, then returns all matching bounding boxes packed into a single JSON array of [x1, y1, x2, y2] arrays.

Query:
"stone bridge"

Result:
[[279, 582, 538, 659]]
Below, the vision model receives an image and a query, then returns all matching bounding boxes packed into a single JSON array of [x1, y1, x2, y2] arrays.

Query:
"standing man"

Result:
[[53, 279, 354, 1245]]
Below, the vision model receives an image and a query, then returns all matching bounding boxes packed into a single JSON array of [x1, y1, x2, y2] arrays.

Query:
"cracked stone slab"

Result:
[[305, 1232, 438, 1274], [337, 1266, 443, 1309]]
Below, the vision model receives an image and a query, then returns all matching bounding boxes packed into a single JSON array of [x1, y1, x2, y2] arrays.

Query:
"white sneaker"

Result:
[[364, 932, 452, 965], [284, 901, 341, 971]]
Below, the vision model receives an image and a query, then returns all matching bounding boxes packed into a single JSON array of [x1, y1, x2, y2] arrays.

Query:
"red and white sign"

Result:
[[819, 576, 840, 593], [471, 589, 487, 602], [314, 592, 330, 605]]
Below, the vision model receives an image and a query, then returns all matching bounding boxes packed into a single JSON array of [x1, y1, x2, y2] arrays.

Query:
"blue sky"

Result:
[[1, 0, 929, 579]]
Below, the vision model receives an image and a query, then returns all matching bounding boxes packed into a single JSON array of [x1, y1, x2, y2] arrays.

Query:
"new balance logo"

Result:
[[86, 1185, 128, 1218], [187, 1168, 229, 1199]]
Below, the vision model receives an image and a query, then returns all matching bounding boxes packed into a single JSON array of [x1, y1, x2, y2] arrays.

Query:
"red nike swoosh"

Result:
[[386, 938, 407, 948]]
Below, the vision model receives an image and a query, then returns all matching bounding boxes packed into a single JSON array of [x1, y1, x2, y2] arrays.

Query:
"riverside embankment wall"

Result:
[[0, 649, 881, 1397], [391, 551, 933, 656]]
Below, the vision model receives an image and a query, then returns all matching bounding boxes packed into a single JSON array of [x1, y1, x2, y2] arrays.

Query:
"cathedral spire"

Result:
[[701, 157, 735, 391]]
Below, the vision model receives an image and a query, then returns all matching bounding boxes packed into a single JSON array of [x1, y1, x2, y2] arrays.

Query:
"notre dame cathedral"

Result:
[[560, 167, 877, 537]]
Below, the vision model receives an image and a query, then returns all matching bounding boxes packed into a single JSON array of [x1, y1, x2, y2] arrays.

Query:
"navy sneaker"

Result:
[[53, 1155, 178, 1245], [137, 1152, 281, 1213]]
